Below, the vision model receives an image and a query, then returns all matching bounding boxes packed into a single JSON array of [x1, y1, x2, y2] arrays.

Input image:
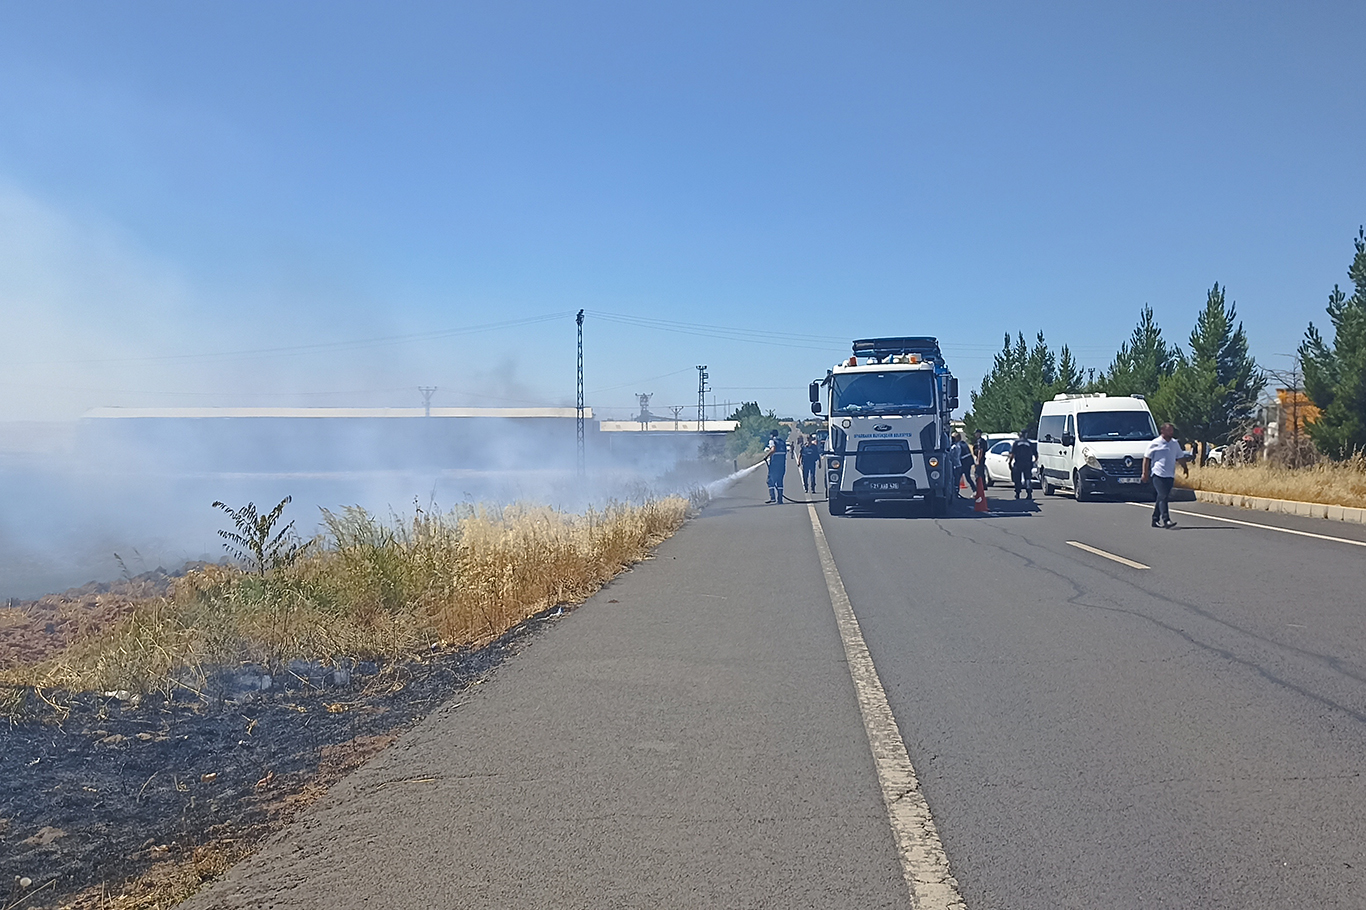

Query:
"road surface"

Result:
[[185, 474, 1366, 909]]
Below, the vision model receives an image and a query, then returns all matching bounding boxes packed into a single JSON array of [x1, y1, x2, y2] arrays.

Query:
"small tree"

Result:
[[1299, 227, 1366, 458], [725, 402, 784, 458], [212, 496, 309, 575]]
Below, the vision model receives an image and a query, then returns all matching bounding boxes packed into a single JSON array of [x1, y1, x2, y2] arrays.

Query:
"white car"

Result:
[[982, 439, 1041, 487]]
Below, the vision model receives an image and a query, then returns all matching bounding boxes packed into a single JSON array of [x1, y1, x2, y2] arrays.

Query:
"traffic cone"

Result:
[[973, 472, 989, 512]]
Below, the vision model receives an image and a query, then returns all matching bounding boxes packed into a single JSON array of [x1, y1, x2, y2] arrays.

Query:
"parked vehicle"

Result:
[[811, 337, 959, 516], [1036, 393, 1157, 500], [981, 438, 1041, 487]]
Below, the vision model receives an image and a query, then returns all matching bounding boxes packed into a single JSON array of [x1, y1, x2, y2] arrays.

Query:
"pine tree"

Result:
[[1299, 227, 1366, 458], [1101, 305, 1176, 398], [1152, 283, 1265, 459], [967, 331, 1081, 436]]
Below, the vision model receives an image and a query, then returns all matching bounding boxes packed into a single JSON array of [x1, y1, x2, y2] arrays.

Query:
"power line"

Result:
[[4, 312, 574, 368]]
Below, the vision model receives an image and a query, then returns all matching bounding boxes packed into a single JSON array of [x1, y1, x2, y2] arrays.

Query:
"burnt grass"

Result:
[[0, 612, 554, 909]]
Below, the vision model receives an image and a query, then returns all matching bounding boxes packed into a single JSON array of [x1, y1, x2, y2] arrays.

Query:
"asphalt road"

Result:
[[184, 474, 1366, 909]]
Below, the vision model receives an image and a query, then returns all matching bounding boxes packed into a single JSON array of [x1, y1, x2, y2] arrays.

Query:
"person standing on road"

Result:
[[800, 435, 821, 493], [973, 431, 989, 487], [1141, 422, 1190, 528], [1008, 430, 1037, 500], [763, 429, 787, 504], [949, 432, 973, 494]]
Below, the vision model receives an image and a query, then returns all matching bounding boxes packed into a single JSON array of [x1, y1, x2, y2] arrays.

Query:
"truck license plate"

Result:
[[1117, 477, 1141, 484], [868, 481, 902, 491]]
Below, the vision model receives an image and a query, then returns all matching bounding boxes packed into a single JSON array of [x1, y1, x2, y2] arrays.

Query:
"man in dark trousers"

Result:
[[1141, 422, 1190, 527], [973, 431, 989, 489], [800, 434, 821, 493], [763, 429, 787, 503], [1007, 430, 1037, 500], [950, 431, 973, 493]]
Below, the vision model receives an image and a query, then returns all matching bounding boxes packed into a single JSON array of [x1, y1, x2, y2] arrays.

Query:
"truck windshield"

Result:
[[1077, 411, 1157, 441], [832, 371, 935, 414]]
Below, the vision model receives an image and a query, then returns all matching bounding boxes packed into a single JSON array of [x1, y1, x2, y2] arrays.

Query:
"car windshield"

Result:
[[832, 371, 935, 414], [1077, 410, 1157, 441]]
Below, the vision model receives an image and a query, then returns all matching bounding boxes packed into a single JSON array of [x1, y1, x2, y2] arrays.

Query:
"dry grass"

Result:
[[2, 497, 692, 699], [1178, 452, 1366, 509]]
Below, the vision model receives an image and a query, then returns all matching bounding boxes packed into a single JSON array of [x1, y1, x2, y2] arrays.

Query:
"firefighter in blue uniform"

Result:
[[764, 429, 787, 503]]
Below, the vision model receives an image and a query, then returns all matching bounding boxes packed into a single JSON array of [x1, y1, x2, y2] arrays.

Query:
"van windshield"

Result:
[[1077, 411, 1157, 441], [832, 371, 935, 414]]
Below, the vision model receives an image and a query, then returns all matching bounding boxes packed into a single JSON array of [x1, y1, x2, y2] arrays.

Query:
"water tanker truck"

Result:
[[810, 337, 959, 517]]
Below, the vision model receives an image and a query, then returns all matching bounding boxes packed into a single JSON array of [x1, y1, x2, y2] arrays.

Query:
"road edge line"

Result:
[[806, 504, 966, 910], [1123, 502, 1366, 548]]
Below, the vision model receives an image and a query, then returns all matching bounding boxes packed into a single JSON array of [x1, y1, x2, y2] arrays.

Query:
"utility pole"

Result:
[[670, 405, 683, 431], [636, 392, 653, 429], [576, 310, 585, 476], [418, 386, 437, 417], [696, 365, 709, 433]]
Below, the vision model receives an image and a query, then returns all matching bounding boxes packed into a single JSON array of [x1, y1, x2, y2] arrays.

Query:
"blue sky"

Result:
[[1, 1, 1363, 421]]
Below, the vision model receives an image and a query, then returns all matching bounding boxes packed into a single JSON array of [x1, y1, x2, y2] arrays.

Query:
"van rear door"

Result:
[[1037, 411, 1067, 484]]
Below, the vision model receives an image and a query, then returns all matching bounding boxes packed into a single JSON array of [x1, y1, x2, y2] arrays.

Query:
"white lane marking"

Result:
[[1065, 540, 1151, 570], [806, 504, 966, 910], [1124, 502, 1366, 549]]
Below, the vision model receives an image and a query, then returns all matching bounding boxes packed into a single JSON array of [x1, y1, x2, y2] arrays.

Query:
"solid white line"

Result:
[[1124, 502, 1366, 549], [806, 504, 966, 910], [1065, 540, 1151, 570]]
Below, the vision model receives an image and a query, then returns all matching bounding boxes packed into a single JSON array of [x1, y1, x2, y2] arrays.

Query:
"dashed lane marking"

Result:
[[1124, 502, 1366, 548], [1065, 540, 1151, 570], [806, 503, 966, 910]]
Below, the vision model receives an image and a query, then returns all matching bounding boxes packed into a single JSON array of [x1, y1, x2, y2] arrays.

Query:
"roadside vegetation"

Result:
[[726, 401, 785, 460], [1178, 453, 1366, 510], [2, 496, 693, 704], [965, 224, 1366, 507]]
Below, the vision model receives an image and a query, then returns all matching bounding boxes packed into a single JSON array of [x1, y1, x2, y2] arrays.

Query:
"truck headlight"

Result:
[[930, 470, 940, 480], [928, 457, 939, 468], [1081, 446, 1101, 470], [828, 458, 841, 471]]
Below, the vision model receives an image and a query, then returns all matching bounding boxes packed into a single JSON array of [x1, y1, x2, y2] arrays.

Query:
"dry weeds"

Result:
[[2, 497, 692, 700], [1179, 453, 1366, 509]]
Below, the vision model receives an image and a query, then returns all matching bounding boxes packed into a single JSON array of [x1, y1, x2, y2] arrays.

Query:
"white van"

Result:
[[1036, 394, 1157, 501]]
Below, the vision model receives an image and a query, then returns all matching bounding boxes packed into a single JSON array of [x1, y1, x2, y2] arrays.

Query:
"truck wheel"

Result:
[[829, 493, 848, 516]]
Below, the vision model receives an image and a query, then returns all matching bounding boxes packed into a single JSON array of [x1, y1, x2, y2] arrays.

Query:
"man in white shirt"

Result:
[[1141, 422, 1191, 528]]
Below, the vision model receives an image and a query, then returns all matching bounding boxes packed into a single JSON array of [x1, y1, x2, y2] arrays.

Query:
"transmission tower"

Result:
[[576, 310, 585, 475], [418, 386, 437, 418], [696, 365, 709, 433]]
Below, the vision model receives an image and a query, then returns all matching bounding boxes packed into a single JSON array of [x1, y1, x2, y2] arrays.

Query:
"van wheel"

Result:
[[1073, 471, 1090, 502], [1043, 478, 1057, 496]]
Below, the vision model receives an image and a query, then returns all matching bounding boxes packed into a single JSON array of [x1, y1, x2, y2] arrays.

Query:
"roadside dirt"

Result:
[[0, 568, 194, 672], [0, 615, 548, 910]]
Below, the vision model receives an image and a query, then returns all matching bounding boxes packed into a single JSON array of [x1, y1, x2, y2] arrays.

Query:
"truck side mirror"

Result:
[[811, 402, 822, 414], [808, 381, 820, 403], [948, 377, 959, 399], [948, 396, 959, 410], [1061, 433, 1075, 448]]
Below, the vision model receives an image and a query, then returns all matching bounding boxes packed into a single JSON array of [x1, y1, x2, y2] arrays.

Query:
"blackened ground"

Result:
[[0, 611, 553, 909]]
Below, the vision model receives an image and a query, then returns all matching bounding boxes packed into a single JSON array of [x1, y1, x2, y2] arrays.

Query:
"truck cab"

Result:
[[810, 337, 959, 517]]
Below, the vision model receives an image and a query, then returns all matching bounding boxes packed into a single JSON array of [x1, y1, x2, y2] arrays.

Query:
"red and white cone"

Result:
[[973, 472, 989, 512]]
